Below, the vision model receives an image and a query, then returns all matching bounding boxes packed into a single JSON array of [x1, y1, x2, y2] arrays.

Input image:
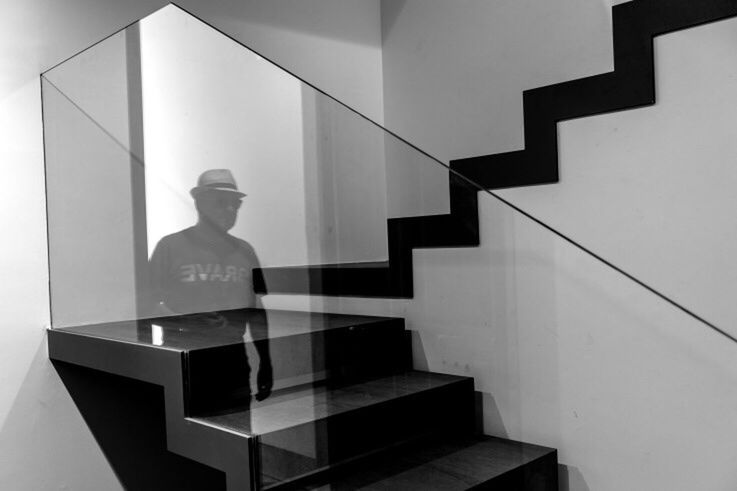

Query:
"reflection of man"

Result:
[[149, 169, 272, 402]]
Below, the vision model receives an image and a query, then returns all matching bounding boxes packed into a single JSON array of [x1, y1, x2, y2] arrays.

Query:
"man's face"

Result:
[[195, 191, 242, 232]]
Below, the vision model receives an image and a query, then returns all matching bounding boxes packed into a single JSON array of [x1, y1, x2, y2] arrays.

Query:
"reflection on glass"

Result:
[[42, 4, 486, 489], [149, 168, 273, 405], [42, 3, 462, 326], [151, 323, 164, 346], [149, 169, 258, 316]]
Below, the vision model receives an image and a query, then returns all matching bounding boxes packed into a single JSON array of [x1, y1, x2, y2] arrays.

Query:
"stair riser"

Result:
[[477, 454, 558, 491], [186, 319, 409, 414], [258, 378, 475, 489]]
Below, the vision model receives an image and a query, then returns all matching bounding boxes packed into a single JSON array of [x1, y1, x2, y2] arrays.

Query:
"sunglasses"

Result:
[[199, 194, 243, 209]]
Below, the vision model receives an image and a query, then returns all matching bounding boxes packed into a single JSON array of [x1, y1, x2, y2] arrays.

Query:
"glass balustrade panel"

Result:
[[42, 5, 488, 488]]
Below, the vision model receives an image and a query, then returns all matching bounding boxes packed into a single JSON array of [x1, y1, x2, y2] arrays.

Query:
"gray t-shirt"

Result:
[[149, 226, 261, 315]]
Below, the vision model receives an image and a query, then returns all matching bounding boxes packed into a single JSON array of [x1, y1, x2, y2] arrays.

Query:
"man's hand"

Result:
[[255, 359, 273, 401]]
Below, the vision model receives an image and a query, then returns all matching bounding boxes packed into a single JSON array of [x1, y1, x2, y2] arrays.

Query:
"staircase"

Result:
[[48, 309, 557, 489], [45, 1, 737, 489]]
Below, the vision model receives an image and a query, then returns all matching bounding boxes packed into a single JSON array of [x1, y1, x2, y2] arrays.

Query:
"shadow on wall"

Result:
[[0, 340, 120, 489], [52, 360, 225, 490], [558, 464, 591, 491], [0, 336, 223, 490], [478, 392, 509, 439], [379, 0, 408, 42]]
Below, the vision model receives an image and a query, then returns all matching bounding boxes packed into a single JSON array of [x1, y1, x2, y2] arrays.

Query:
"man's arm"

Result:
[[249, 296, 270, 358], [246, 247, 272, 400], [148, 238, 177, 317], [249, 295, 272, 400]]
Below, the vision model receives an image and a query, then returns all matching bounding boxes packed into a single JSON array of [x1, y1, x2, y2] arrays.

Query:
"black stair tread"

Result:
[[52, 309, 403, 351], [261, 261, 390, 270], [288, 434, 557, 491], [191, 371, 472, 436]]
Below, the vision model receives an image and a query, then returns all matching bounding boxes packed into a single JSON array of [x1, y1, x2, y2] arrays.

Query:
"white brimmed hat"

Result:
[[190, 169, 246, 198]]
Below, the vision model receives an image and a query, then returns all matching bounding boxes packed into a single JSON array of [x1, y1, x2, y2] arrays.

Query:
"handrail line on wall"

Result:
[[481, 187, 737, 345]]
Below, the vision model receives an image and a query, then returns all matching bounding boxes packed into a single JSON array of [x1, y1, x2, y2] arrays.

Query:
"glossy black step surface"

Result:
[[53, 309, 404, 350], [193, 371, 475, 489], [289, 434, 558, 491], [193, 371, 472, 435]]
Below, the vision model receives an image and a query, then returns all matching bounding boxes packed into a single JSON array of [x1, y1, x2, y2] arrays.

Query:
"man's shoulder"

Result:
[[153, 227, 196, 250], [228, 235, 257, 255]]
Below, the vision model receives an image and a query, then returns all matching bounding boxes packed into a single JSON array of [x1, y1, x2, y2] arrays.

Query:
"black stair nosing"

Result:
[[275, 434, 557, 491], [254, 261, 391, 270], [47, 326, 184, 382], [255, 263, 407, 298]]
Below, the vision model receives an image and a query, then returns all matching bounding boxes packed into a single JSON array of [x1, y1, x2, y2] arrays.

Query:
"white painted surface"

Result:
[[177, 0, 385, 124], [380, 0, 618, 163], [0, 2, 164, 488], [43, 30, 141, 327], [499, 17, 737, 337]]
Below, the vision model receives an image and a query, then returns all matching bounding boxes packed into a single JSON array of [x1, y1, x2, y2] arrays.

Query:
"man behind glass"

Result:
[[149, 168, 272, 404]]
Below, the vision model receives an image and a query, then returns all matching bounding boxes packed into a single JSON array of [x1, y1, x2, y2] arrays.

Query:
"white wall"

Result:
[[500, 17, 737, 335], [142, 5, 389, 268], [175, 0, 385, 124], [0, 2, 166, 487], [369, 0, 737, 489], [380, 0, 626, 163], [43, 29, 143, 328], [0, 1, 384, 488]]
